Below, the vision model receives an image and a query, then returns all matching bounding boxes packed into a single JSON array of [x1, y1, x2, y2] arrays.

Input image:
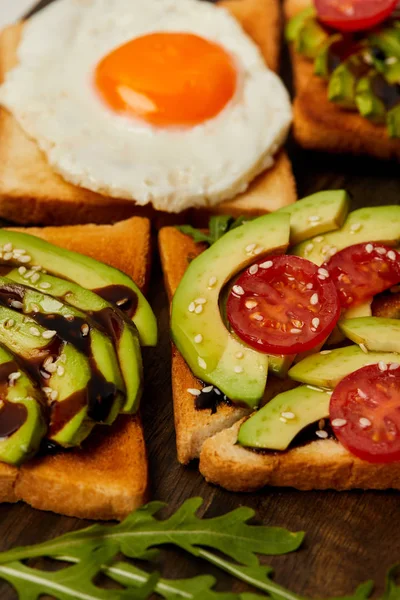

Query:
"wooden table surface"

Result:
[[1, 1, 400, 598]]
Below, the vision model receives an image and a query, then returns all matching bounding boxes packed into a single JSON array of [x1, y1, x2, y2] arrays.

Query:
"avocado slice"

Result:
[[326, 301, 372, 346], [237, 386, 330, 451], [0, 230, 157, 346], [328, 56, 367, 109], [6, 268, 142, 414], [285, 6, 316, 43], [278, 189, 350, 245], [339, 317, 400, 353], [0, 304, 93, 446], [292, 206, 400, 265], [295, 18, 329, 59], [289, 345, 400, 388], [268, 354, 296, 379], [171, 213, 291, 407], [0, 346, 47, 465], [356, 73, 386, 124], [387, 104, 400, 138], [314, 34, 344, 79]]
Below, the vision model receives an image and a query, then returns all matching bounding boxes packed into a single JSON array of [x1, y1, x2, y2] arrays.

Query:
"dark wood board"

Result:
[[1, 1, 400, 598]]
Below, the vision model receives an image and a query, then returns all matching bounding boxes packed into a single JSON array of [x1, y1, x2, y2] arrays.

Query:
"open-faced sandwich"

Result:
[[160, 190, 400, 491], [0, 0, 295, 226], [0, 216, 156, 520], [285, 0, 400, 160]]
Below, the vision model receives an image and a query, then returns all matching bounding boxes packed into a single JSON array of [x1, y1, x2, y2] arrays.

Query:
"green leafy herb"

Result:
[[176, 215, 252, 246], [0, 498, 303, 567]]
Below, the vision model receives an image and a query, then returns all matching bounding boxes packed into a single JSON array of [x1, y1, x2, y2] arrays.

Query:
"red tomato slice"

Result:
[[330, 363, 400, 463], [315, 0, 398, 32], [324, 243, 400, 309], [226, 255, 341, 355]]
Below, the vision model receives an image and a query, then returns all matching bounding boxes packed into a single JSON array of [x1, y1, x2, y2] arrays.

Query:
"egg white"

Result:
[[0, 0, 292, 212]]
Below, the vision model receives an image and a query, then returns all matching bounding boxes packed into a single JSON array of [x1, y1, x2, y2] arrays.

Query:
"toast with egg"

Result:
[[285, 0, 400, 161], [159, 225, 400, 491], [0, 216, 150, 520], [0, 0, 296, 227]]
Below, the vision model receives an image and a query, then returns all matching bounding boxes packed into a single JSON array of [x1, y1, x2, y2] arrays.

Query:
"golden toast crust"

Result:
[[0, 216, 151, 520], [284, 0, 400, 160], [0, 0, 296, 226]]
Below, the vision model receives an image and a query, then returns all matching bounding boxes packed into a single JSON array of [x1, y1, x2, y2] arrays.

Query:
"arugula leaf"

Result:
[[176, 216, 252, 246], [380, 565, 400, 600], [0, 498, 304, 567], [0, 547, 156, 600]]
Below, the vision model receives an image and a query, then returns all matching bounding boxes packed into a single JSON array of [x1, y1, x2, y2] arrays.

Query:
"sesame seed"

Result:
[[194, 305, 203, 314], [23, 270, 33, 280], [29, 327, 40, 337], [198, 357, 207, 369], [350, 223, 361, 233], [378, 361, 387, 372], [4, 319, 14, 329], [318, 268, 329, 279], [254, 247, 264, 255], [376, 247, 387, 255], [3, 252, 12, 261], [10, 300, 23, 310], [50, 390, 59, 402], [359, 417, 371, 428], [194, 334, 203, 344], [46, 363, 57, 373], [202, 385, 213, 393], [359, 343, 368, 354], [232, 285, 245, 296], [81, 324, 89, 336], [252, 313, 263, 321], [332, 418, 347, 428], [279, 417, 287, 423], [187, 388, 200, 396], [43, 357, 53, 368], [18, 255, 31, 263], [8, 372, 21, 384], [18, 266, 26, 275], [249, 265, 259, 275], [60, 353, 67, 363], [3, 243, 12, 252], [31, 266, 41, 272], [389, 363, 400, 370], [31, 304, 40, 313], [386, 56, 398, 65], [320, 350, 332, 355], [214, 388, 221, 395], [31, 273, 40, 284], [259, 260, 273, 269], [188, 302, 195, 313], [387, 250, 397, 261], [234, 366, 243, 373], [329, 247, 337, 256], [365, 244, 373, 254], [310, 293, 319, 305], [307, 385, 324, 392], [312, 317, 320, 329], [358, 388, 367, 399], [42, 330, 57, 339], [39, 282, 51, 289], [306, 283, 313, 290], [281, 411, 295, 420], [314, 236, 324, 243], [245, 243, 256, 253], [57, 365, 65, 376], [291, 328, 302, 334], [308, 215, 321, 223], [235, 351, 244, 359], [195, 298, 207, 305], [305, 243, 314, 253], [13, 248, 25, 256], [208, 276, 217, 288], [245, 300, 258, 309], [316, 430, 328, 439]]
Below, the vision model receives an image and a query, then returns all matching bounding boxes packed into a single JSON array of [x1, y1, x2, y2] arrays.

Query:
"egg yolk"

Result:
[[94, 32, 237, 127]]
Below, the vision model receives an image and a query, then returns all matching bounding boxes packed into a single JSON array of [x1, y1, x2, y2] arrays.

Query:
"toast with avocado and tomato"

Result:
[[285, 0, 400, 161], [159, 190, 400, 491], [0, 216, 157, 520]]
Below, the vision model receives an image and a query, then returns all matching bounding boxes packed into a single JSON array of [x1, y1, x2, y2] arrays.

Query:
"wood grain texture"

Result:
[[0, 1, 400, 598]]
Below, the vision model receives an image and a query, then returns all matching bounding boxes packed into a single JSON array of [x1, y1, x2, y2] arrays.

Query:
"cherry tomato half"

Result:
[[330, 363, 400, 463], [226, 255, 341, 355], [315, 0, 398, 32], [324, 243, 400, 309]]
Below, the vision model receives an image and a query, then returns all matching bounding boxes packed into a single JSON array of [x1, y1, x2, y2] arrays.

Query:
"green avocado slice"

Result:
[[171, 213, 291, 407], [339, 317, 400, 353], [292, 206, 400, 265], [0, 230, 157, 346], [6, 268, 142, 414], [289, 345, 400, 388], [0, 346, 47, 465], [277, 189, 350, 245], [238, 386, 330, 451], [285, 6, 316, 43]]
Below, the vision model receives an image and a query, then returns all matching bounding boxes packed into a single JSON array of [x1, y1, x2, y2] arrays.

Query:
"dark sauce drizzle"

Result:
[[94, 285, 138, 319], [249, 422, 336, 456], [195, 384, 231, 414]]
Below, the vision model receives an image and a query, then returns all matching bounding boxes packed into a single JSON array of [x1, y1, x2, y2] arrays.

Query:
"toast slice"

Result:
[[0, 216, 150, 520], [285, 0, 400, 161], [160, 225, 400, 491], [0, 0, 296, 226]]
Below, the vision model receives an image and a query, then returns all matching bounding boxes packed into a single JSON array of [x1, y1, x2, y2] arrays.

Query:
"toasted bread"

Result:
[[285, 0, 400, 161], [0, 0, 296, 226], [160, 224, 400, 491], [0, 216, 150, 520]]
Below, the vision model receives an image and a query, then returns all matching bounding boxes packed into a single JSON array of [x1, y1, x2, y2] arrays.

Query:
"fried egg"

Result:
[[0, 0, 292, 212]]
